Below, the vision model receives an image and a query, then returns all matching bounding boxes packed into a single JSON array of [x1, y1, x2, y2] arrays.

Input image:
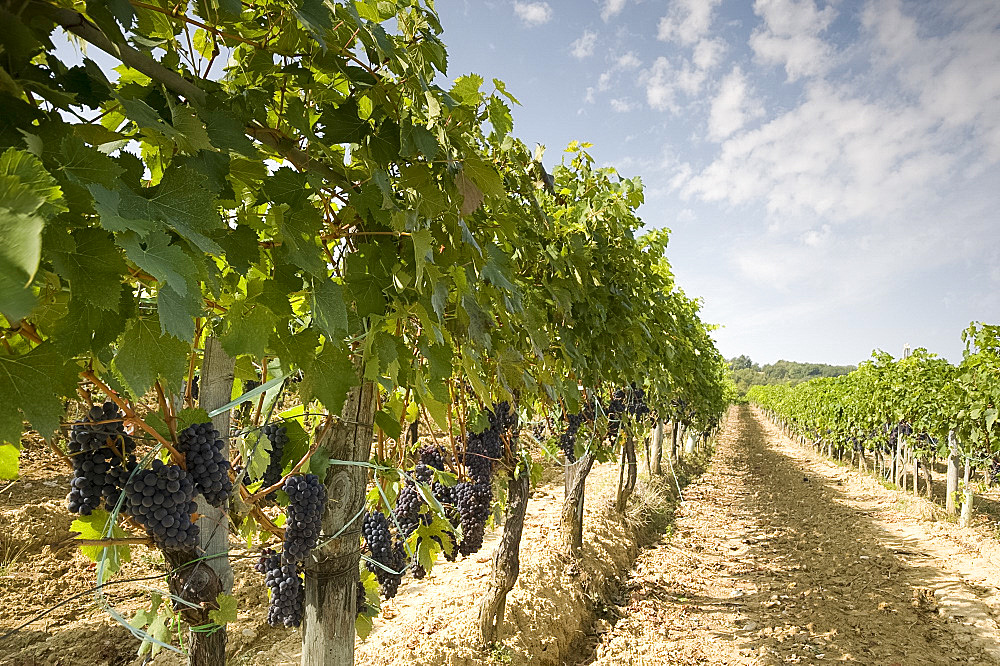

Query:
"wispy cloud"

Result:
[[610, 98, 636, 112], [513, 1, 552, 27], [570, 29, 598, 59], [601, 0, 627, 22], [657, 0, 722, 45], [707, 66, 763, 141], [750, 0, 837, 81]]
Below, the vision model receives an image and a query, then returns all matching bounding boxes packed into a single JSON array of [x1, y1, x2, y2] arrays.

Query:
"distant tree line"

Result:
[[728, 355, 855, 393]]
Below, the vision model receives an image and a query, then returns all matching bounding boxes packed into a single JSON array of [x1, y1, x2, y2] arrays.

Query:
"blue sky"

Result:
[[435, 0, 1000, 365]]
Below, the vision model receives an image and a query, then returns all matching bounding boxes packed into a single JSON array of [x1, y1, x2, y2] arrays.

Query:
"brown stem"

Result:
[[80, 371, 185, 463], [68, 536, 155, 547]]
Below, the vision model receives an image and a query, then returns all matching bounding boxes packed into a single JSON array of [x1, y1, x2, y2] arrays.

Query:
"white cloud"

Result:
[[862, 0, 1000, 159], [570, 29, 598, 58], [513, 1, 552, 27], [657, 0, 722, 45], [615, 52, 641, 70], [641, 57, 677, 112], [692, 38, 726, 71], [610, 98, 636, 112], [750, 0, 837, 81], [601, 0, 627, 22], [707, 67, 763, 141]]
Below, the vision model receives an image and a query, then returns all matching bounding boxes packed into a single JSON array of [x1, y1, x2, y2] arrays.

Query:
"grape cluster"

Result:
[[419, 446, 454, 505], [122, 460, 199, 550], [259, 423, 290, 496], [393, 484, 424, 539], [560, 413, 585, 463], [283, 474, 325, 562], [177, 422, 232, 507], [362, 510, 406, 598], [356, 580, 369, 615], [66, 402, 136, 516], [255, 548, 304, 627], [455, 481, 491, 556], [888, 421, 913, 447]]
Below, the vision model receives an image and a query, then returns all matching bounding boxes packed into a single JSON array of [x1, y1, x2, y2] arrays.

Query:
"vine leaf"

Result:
[[117, 230, 198, 296], [299, 342, 357, 415], [0, 210, 43, 318], [49, 227, 126, 312], [311, 279, 348, 340], [0, 343, 78, 445], [112, 318, 189, 398], [0, 444, 19, 480], [70, 508, 131, 575], [208, 593, 238, 626]]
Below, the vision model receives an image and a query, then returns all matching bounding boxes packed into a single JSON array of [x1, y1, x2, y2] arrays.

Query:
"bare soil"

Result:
[[582, 405, 1000, 665], [5, 405, 1000, 665]]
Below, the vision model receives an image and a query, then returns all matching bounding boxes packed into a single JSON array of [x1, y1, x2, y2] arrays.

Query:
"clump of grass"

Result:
[[0, 531, 28, 576]]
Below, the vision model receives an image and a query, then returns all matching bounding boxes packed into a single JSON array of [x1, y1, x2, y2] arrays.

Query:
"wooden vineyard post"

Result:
[[561, 451, 596, 558], [670, 421, 679, 461], [960, 458, 974, 528], [923, 457, 933, 499], [478, 469, 531, 645], [650, 421, 663, 476], [947, 431, 960, 515], [189, 337, 236, 666], [912, 453, 918, 495], [301, 380, 378, 666]]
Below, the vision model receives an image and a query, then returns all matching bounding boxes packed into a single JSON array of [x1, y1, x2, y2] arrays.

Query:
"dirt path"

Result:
[[585, 405, 1000, 665]]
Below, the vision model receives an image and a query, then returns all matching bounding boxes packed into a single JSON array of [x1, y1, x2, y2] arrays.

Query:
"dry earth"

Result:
[[582, 405, 1000, 665], [5, 404, 1000, 666]]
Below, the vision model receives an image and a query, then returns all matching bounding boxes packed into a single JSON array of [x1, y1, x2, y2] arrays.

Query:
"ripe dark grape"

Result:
[[455, 481, 491, 556], [356, 580, 369, 615], [259, 423, 290, 497], [362, 510, 406, 599], [122, 460, 199, 550], [560, 413, 585, 463], [177, 422, 233, 507], [66, 402, 135, 515], [68, 402, 134, 454], [283, 474, 325, 562], [255, 548, 304, 627], [393, 484, 424, 539]]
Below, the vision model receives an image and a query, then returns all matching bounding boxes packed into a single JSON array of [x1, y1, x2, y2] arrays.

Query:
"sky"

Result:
[[434, 0, 1000, 365]]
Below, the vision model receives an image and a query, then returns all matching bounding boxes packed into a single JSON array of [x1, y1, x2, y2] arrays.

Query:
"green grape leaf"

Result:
[[70, 509, 131, 576], [0, 209, 43, 314], [112, 318, 189, 398], [208, 593, 238, 626], [299, 343, 357, 415], [0, 342, 79, 444], [0, 444, 19, 480], [373, 409, 401, 440], [49, 227, 126, 311], [117, 230, 198, 295], [157, 283, 201, 342], [220, 296, 277, 358], [215, 223, 259, 274], [311, 279, 348, 341], [58, 135, 123, 187], [0, 147, 65, 216]]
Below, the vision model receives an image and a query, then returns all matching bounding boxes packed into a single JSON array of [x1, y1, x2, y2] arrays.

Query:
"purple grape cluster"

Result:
[[66, 402, 136, 515], [455, 481, 492, 556], [122, 460, 199, 550], [177, 422, 232, 507], [282, 474, 325, 562], [259, 423, 289, 497], [362, 510, 406, 599], [560, 412, 585, 463], [255, 548, 304, 627]]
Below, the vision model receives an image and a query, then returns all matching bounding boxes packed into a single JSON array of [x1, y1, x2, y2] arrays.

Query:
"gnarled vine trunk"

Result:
[[561, 451, 596, 558], [615, 433, 636, 513], [478, 469, 531, 645], [301, 380, 378, 666]]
